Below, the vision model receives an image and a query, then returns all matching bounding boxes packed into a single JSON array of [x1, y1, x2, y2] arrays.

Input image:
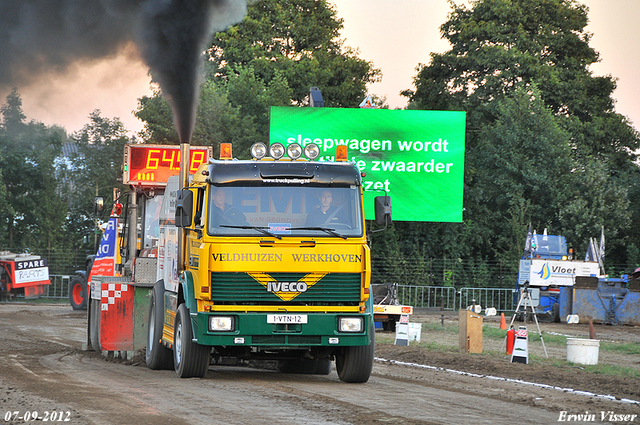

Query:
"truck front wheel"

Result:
[[174, 304, 210, 378], [69, 276, 87, 310], [335, 331, 375, 383], [146, 282, 173, 370]]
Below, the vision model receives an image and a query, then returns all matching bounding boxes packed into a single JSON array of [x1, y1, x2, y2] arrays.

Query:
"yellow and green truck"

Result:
[[146, 142, 392, 383]]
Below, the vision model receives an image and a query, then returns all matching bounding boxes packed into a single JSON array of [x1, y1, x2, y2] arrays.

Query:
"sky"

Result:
[[2, 0, 639, 136]]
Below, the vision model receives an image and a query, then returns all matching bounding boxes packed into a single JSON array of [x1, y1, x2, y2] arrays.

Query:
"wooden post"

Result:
[[459, 309, 483, 353]]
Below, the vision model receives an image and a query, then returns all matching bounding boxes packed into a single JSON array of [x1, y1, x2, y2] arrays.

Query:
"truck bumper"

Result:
[[192, 312, 372, 347]]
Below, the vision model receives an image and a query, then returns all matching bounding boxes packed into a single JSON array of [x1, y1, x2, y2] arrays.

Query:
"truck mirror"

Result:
[[175, 190, 193, 227], [374, 196, 392, 226]]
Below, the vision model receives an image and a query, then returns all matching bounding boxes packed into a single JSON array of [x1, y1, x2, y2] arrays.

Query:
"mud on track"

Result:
[[0, 304, 638, 425]]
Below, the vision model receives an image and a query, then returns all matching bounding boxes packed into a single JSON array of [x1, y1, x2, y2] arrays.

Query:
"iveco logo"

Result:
[[266, 281, 308, 293], [249, 272, 327, 302], [267, 282, 308, 292]]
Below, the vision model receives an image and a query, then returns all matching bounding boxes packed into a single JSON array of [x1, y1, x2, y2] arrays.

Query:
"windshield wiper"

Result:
[[219, 225, 282, 240], [291, 226, 347, 239]]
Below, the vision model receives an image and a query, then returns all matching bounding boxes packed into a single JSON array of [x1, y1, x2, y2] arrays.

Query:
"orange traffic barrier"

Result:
[[506, 328, 515, 355], [499, 312, 507, 330], [589, 321, 596, 339]]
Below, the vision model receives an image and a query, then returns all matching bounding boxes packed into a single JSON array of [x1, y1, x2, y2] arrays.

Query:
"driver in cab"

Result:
[[305, 190, 342, 226], [211, 187, 247, 225]]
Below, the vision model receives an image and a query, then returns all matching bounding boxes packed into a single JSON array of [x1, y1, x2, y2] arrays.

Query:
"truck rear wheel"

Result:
[[146, 282, 173, 370], [69, 276, 87, 310], [335, 331, 375, 383], [174, 304, 210, 378]]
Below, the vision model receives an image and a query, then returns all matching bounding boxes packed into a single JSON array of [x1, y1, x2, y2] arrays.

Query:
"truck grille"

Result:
[[211, 272, 361, 305]]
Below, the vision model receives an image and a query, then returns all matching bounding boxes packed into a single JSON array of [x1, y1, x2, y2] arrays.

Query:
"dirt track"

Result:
[[0, 304, 639, 425]]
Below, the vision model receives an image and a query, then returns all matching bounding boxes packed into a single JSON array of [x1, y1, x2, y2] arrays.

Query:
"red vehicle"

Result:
[[0, 251, 51, 299]]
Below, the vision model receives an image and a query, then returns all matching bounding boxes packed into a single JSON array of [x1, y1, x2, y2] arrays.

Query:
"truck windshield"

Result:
[[207, 185, 363, 238]]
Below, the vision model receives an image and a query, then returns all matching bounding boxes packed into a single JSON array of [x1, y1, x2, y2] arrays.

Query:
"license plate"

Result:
[[267, 314, 308, 324]]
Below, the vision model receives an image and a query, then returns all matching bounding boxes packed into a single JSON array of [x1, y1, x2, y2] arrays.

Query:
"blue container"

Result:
[[559, 286, 572, 322]]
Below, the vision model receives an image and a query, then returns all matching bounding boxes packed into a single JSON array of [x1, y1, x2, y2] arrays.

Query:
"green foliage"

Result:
[[208, 0, 379, 107], [400, 0, 640, 267], [61, 110, 131, 250], [135, 78, 262, 156], [600, 341, 640, 356], [580, 363, 640, 380], [136, 0, 379, 151], [0, 89, 67, 250], [135, 90, 178, 144]]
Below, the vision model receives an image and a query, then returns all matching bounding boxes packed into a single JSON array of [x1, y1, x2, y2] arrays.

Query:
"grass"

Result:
[[581, 363, 640, 379], [600, 340, 640, 355], [378, 321, 640, 379]]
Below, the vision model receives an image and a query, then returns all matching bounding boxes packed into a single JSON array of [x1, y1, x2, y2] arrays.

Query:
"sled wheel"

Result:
[[146, 282, 173, 370]]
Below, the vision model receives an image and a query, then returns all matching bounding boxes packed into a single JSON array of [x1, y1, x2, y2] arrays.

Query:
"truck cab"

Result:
[[146, 143, 391, 383]]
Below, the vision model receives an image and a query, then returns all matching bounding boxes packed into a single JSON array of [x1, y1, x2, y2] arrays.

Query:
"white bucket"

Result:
[[566, 338, 600, 365], [408, 322, 422, 342]]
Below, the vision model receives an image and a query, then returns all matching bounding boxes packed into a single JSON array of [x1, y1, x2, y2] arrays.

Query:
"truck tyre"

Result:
[[335, 329, 375, 383], [89, 298, 101, 352], [174, 304, 210, 378], [69, 276, 87, 310], [146, 282, 173, 370]]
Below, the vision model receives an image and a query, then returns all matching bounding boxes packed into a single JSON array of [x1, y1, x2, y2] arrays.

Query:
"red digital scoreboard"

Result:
[[123, 144, 212, 186]]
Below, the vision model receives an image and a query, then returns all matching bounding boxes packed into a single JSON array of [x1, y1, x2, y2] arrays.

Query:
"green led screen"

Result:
[[269, 106, 466, 222]]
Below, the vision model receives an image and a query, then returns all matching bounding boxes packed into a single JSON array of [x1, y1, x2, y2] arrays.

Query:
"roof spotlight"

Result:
[[269, 142, 285, 160], [304, 143, 320, 160], [287, 143, 302, 160], [251, 142, 267, 160]]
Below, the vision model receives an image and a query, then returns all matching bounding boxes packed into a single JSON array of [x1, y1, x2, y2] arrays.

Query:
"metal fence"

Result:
[[393, 284, 516, 312], [43, 275, 72, 299], [396, 285, 457, 310], [457, 287, 516, 312], [40, 276, 516, 312], [1, 249, 91, 276]]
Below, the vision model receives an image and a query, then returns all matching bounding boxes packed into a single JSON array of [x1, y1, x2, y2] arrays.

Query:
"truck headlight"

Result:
[[251, 142, 267, 159], [269, 143, 285, 159], [209, 316, 234, 332], [287, 143, 302, 160], [304, 143, 320, 160], [338, 317, 363, 333]]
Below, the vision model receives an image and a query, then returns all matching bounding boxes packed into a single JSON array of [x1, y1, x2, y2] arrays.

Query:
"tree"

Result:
[[135, 79, 262, 156], [0, 164, 13, 246], [473, 86, 573, 259], [401, 0, 640, 265], [64, 111, 131, 248], [0, 90, 67, 249], [136, 0, 379, 153], [207, 0, 379, 107]]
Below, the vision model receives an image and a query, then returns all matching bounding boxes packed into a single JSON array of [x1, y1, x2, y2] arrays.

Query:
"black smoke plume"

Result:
[[0, 0, 246, 143]]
